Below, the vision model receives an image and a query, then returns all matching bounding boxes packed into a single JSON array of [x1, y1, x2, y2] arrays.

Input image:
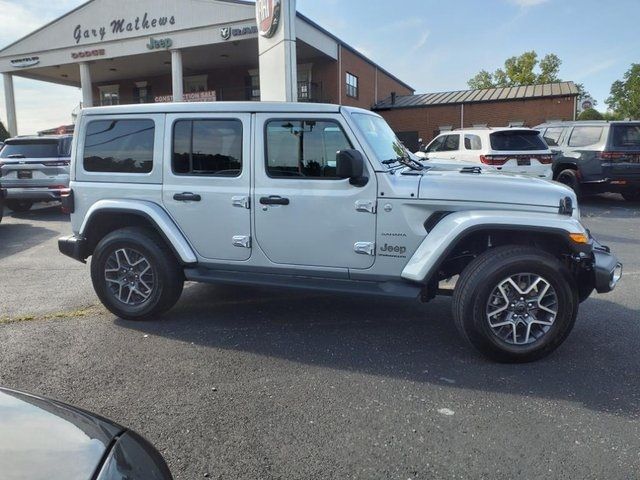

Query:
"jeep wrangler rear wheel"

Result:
[[91, 227, 184, 320], [452, 246, 578, 363]]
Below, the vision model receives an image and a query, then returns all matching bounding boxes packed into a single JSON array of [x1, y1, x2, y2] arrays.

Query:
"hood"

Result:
[[0, 388, 123, 480], [418, 166, 575, 209]]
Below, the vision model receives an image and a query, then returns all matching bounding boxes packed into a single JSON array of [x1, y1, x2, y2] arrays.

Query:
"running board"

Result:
[[184, 267, 422, 299]]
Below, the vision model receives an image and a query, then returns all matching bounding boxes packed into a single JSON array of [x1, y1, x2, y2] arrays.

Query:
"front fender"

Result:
[[80, 199, 197, 264], [401, 210, 587, 283]]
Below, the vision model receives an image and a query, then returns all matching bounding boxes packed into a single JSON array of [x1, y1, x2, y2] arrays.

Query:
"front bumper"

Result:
[[58, 235, 88, 263], [5, 187, 65, 201], [591, 239, 623, 293]]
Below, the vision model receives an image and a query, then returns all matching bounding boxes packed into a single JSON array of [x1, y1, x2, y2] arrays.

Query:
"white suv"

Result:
[[58, 102, 621, 362], [416, 128, 553, 179]]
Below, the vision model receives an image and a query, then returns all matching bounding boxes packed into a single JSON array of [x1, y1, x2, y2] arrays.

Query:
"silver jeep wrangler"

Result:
[[59, 102, 622, 362]]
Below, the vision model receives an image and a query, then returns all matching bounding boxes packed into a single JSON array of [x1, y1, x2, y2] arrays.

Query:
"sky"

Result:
[[0, 0, 638, 135]]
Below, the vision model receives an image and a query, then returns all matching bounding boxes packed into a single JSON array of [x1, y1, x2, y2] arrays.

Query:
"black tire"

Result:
[[555, 168, 581, 197], [452, 246, 578, 363], [91, 227, 184, 320], [6, 200, 33, 212], [621, 189, 640, 202]]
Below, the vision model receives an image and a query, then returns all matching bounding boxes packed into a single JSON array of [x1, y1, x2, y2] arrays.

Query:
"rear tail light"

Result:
[[538, 154, 553, 164], [480, 155, 508, 166], [60, 188, 74, 214], [597, 151, 626, 161]]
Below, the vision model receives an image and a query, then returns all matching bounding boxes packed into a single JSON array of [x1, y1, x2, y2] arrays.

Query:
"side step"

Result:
[[184, 267, 422, 299]]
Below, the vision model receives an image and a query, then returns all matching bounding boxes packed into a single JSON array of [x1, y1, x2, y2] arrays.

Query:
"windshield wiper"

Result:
[[382, 155, 425, 171]]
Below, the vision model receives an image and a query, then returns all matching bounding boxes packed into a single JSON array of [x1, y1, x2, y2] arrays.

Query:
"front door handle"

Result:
[[173, 192, 201, 202], [260, 195, 290, 206]]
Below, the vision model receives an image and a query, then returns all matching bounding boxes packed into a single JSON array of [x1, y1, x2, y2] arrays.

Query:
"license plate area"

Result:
[[517, 158, 531, 166], [17, 170, 33, 179]]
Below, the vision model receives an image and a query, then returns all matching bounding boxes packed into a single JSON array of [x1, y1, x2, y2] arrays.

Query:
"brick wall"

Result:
[[378, 96, 576, 143]]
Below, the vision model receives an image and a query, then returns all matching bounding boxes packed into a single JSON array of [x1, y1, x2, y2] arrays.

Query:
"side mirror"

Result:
[[336, 149, 368, 187]]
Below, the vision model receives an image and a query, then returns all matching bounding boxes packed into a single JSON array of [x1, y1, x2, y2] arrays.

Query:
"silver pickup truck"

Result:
[[58, 102, 622, 362]]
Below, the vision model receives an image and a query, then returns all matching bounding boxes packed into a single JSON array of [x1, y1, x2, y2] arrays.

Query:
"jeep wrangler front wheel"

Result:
[[91, 227, 184, 320], [452, 246, 578, 363]]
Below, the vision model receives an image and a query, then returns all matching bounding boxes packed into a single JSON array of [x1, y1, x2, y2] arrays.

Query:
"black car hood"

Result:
[[0, 387, 123, 480]]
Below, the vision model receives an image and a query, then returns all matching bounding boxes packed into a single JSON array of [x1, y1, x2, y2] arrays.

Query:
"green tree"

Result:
[[0, 120, 9, 141], [578, 108, 604, 120], [606, 64, 640, 119], [468, 51, 562, 89]]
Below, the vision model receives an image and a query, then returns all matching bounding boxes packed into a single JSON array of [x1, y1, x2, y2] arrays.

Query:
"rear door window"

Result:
[[490, 130, 548, 151], [610, 124, 640, 149], [464, 134, 482, 150], [83, 119, 155, 173], [0, 141, 60, 158], [568, 126, 603, 147], [542, 127, 564, 146]]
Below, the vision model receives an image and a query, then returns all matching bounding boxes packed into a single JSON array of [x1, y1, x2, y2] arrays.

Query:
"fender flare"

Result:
[[80, 199, 197, 264], [401, 209, 588, 284]]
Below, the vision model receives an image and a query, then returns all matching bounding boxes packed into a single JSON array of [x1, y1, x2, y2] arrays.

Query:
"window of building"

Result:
[[172, 119, 242, 176], [568, 126, 604, 147], [464, 134, 482, 150], [542, 127, 565, 147], [98, 85, 119, 106], [184, 75, 208, 93], [345, 72, 358, 98], [133, 81, 152, 103], [83, 119, 154, 173], [265, 119, 352, 178]]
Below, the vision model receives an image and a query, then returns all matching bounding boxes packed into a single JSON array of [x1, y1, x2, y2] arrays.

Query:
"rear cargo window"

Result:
[[490, 131, 548, 151], [0, 141, 60, 158], [568, 126, 603, 147], [83, 119, 154, 173], [611, 125, 640, 148]]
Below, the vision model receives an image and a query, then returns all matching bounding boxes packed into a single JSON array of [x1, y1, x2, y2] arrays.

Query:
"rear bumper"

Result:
[[5, 187, 65, 201], [58, 235, 88, 263], [590, 239, 622, 293]]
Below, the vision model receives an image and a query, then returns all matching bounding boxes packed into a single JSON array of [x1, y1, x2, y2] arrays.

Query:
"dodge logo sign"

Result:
[[220, 27, 231, 40], [256, 0, 281, 38]]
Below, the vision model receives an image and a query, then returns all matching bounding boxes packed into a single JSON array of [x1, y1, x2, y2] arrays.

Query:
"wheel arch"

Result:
[[553, 160, 579, 178], [402, 210, 589, 286], [80, 200, 197, 265]]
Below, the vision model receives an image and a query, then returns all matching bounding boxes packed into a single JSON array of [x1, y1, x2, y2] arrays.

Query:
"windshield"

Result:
[[351, 113, 419, 165], [0, 140, 61, 158]]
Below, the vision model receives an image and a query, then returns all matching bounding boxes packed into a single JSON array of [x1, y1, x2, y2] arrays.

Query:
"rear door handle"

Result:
[[173, 192, 201, 202], [259, 195, 290, 206]]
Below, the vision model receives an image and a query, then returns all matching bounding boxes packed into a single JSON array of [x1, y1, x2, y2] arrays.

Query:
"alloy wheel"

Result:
[[104, 248, 155, 306]]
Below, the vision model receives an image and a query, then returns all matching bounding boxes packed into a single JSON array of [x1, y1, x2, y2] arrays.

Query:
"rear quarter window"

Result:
[[568, 126, 603, 148], [83, 119, 155, 173], [610, 124, 640, 148], [490, 131, 548, 151]]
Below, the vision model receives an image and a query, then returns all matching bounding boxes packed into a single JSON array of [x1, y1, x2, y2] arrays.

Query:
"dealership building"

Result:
[[374, 81, 580, 151], [0, 0, 414, 136]]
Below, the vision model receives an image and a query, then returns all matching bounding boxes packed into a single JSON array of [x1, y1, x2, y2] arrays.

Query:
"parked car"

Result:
[[535, 120, 640, 201], [0, 386, 172, 479], [0, 134, 73, 212], [0, 183, 4, 224], [59, 102, 621, 362], [416, 127, 553, 179]]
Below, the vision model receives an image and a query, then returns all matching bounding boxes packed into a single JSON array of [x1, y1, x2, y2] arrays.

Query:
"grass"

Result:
[[0, 305, 105, 325]]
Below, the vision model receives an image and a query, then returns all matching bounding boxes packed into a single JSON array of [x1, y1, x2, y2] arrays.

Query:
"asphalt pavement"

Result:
[[0, 196, 638, 480]]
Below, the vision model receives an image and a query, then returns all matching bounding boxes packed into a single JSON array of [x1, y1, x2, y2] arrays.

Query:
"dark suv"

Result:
[[536, 121, 640, 201], [0, 135, 73, 212]]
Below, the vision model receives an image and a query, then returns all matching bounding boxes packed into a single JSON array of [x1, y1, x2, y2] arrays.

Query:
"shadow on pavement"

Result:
[[0, 223, 61, 261], [4, 204, 68, 223], [115, 283, 640, 418]]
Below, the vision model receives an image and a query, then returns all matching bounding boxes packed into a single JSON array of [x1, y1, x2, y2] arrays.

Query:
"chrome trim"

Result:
[[354, 242, 375, 256], [232, 235, 251, 248], [232, 196, 250, 209], [355, 200, 376, 214]]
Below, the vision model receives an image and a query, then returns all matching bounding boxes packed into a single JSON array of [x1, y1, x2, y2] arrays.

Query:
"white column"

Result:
[[79, 62, 93, 108], [257, 0, 298, 101], [2, 73, 17, 137], [171, 49, 183, 102]]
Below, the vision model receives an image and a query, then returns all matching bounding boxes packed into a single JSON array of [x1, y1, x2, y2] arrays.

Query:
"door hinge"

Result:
[[232, 235, 251, 248], [355, 200, 376, 214], [232, 196, 250, 209], [354, 242, 375, 256]]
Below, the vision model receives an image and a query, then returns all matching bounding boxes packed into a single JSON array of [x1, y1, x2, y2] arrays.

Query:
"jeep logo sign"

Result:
[[256, 0, 281, 38], [379, 243, 407, 255]]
